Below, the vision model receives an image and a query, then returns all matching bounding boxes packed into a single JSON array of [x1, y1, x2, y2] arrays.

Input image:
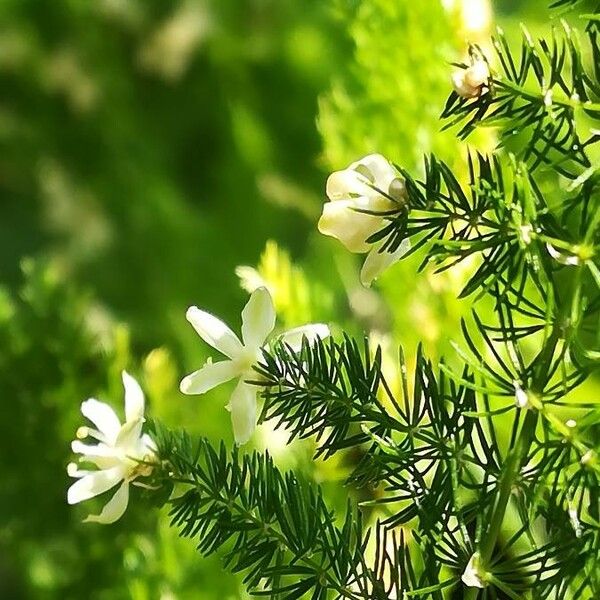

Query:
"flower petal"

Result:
[[67, 465, 125, 505], [140, 433, 157, 454], [353, 154, 397, 193], [186, 306, 244, 359], [67, 462, 93, 478], [228, 379, 257, 446], [278, 324, 330, 352], [72, 441, 121, 469], [180, 359, 239, 394], [464, 60, 489, 88], [72, 440, 114, 457], [116, 419, 143, 451], [360, 238, 411, 287], [241, 287, 276, 349], [451, 70, 471, 97], [122, 371, 144, 422], [318, 198, 383, 253], [326, 168, 373, 200], [81, 399, 121, 444], [84, 480, 130, 524]]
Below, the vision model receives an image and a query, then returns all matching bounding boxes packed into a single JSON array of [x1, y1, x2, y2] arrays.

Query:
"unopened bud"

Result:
[[452, 59, 490, 98]]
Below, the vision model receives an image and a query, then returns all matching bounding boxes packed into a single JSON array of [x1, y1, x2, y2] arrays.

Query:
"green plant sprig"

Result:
[[138, 2, 600, 597], [442, 17, 600, 179], [149, 423, 437, 599]]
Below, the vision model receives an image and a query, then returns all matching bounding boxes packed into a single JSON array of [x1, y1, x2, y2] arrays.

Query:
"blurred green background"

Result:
[[0, 1, 570, 598]]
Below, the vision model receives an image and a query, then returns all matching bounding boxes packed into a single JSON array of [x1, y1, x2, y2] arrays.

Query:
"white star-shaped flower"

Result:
[[180, 286, 329, 445], [318, 154, 410, 287], [67, 371, 156, 524]]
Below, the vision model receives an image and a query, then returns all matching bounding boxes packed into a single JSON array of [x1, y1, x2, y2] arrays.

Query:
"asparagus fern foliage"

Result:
[[147, 2, 600, 598]]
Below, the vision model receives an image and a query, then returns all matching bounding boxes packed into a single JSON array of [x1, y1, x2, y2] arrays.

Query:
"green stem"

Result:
[[463, 329, 560, 600], [479, 409, 538, 563]]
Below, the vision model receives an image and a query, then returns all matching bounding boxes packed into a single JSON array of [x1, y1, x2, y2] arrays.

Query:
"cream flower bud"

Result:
[[319, 194, 395, 253], [452, 59, 490, 98], [318, 154, 410, 286]]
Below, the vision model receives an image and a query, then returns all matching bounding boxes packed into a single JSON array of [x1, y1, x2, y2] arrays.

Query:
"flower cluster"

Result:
[[68, 289, 329, 522]]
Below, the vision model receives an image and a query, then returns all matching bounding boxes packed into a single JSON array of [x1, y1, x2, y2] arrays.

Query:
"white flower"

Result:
[[462, 552, 486, 588], [180, 286, 329, 445], [452, 58, 490, 98], [318, 154, 411, 287], [67, 371, 156, 524]]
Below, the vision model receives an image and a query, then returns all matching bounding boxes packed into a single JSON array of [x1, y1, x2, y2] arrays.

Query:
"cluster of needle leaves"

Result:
[[441, 17, 599, 179], [151, 2, 600, 598], [149, 422, 414, 599]]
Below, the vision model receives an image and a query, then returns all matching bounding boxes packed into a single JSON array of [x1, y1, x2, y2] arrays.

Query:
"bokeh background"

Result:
[[0, 1, 569, 598]]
